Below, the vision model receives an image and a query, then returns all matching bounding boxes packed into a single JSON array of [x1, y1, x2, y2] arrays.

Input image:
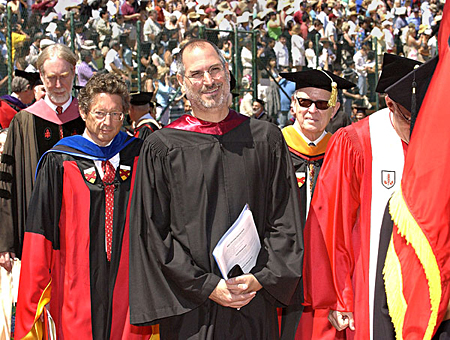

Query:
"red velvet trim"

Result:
[[165, 110, 248, 135]]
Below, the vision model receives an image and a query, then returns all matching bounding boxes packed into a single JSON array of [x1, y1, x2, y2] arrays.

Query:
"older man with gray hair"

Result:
[[0, 43, 85, 271]]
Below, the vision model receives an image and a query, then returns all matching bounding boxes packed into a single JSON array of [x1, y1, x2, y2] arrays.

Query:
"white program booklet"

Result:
[[212, 204, 261, 280]]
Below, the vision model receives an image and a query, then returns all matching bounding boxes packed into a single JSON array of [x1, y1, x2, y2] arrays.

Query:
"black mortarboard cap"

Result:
[[280, 69, 356, 91], [384, 55, 438, 134], [375, 53, 422, 93], [130, 92, 154, 106], [254, 98, 265, 106], [14, 70, 41, 87]]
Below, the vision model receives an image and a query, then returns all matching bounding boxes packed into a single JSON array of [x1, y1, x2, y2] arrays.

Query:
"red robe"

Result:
[[303, 109, 407, 339], [15, 138, 155, 339]]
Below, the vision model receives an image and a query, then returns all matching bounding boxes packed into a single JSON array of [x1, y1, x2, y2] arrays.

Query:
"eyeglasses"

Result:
[[296, 97, 330, 110], [185, 65, 224, 83], [90, 111, 124, 121]]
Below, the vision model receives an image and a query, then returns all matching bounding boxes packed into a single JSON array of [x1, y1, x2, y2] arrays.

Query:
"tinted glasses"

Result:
[[296, 97, 330, 110]]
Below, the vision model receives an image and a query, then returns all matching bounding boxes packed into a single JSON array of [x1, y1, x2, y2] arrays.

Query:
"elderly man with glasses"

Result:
[[276, 69, 355, 339], [129, 39, 303, 339], [15, 73, 156, 339]]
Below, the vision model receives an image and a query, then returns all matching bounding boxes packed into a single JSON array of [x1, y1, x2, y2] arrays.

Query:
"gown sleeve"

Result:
[[15, 152, 63, 339], [251, 130, 304, 307]]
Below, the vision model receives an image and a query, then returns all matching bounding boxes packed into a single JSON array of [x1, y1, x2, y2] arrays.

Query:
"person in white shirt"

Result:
[[291, 24, 305, 71], [241, 38, 253, 76], [274, 35, 290, 68], [353, 44, 370, 96], [105, 39, 129, 82], [382, 20, 395, 53]]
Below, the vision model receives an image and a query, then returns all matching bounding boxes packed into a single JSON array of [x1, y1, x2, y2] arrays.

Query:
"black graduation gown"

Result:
[[0, 109, 84, 257], [129, 112, 303, 340], [15, 137, 153, 339], [254, 111, 277, 124], [134, 118, 161, 140]]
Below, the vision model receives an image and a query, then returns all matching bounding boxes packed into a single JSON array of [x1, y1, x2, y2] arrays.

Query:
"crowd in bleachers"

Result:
[[0, 0, 444, 125]]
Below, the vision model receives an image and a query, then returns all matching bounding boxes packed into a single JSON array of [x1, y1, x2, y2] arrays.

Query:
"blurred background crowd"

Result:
[[0, 0, 444, 127]]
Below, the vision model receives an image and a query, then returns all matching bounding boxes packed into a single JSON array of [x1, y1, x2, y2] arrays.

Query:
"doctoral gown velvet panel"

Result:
[[130, 114, 303, 340], [15, 138, 153, 339]]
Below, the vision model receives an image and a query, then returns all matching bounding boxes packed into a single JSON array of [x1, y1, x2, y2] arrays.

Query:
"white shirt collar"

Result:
[[293, 122, 327, 145], [82, 130, 120, 178], [44, 95, 72, 113]]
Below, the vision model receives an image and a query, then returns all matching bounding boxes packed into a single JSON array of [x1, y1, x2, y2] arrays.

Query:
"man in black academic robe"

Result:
[[0, 44, 84, 267], [129, 39, 303, 339], [278, 70, 355, 339], [129, 92, 161, 140]]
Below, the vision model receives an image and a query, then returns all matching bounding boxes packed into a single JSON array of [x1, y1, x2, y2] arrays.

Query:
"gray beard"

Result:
[[184, 74, 230, 110]]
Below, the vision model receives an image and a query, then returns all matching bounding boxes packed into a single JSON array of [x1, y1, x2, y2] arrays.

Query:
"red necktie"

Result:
[[102, 160, 116, 262], [56, 106, 63, 115]]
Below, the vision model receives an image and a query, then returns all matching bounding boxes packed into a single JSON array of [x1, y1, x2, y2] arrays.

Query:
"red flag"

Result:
[[384, 2, 450, 339]]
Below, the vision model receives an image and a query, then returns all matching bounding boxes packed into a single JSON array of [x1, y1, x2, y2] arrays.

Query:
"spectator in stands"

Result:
[[96, 9, 112, 45], [267, 11, 282, 40], [305, 39, 317, 69], [407, 6, 421, 32], [74, 21, 86, 50], [241, 38, 253, 76], [404, 22, 421, 60], [121, 0, 139, 23], [154, 67, 172, 125], [318, 38, 336, 70], [383, 20, 395, 53], [143, 64, 157, 93], [274, 35, 290, 69], [307, 19, 323, 51], [77, 49, 96, 87], [144, 9, 161, 51], [219, 10, 234, 39], [105, 39, 128, 82], [325, 13, 338, 50], [26, 32, 42, 64], [316, 3, 330, 29], [353, 44, 370, 96], [355, 18, 372, 50], [154, 0, 165, 25], [291, 24, 305, 71], [111, 14, 127, 39]]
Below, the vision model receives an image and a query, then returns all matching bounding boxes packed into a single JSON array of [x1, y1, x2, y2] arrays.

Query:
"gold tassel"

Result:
[[318, 69, 338, 107], [328, 81, 338, 108]]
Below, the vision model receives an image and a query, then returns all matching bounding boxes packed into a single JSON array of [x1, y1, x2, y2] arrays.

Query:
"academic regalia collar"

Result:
[[0, 95, 27, 110], [293, 124, 327, 146], [44, 95, 72, 113], [36, 131, 135, 178], [53, 130, 133, 160], [26, 97, 80, 125], [282, 125, 331, 157], [136, 115, 161, 129], [165, 109, 249, 135]]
